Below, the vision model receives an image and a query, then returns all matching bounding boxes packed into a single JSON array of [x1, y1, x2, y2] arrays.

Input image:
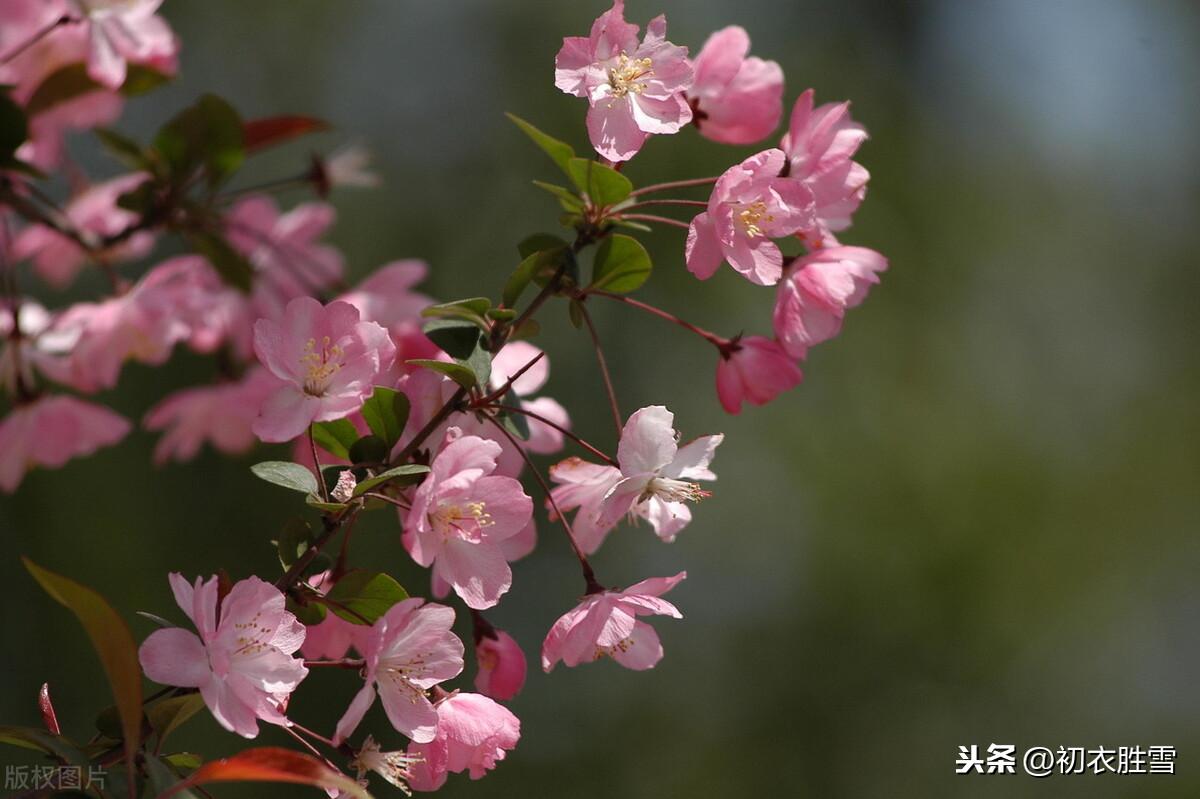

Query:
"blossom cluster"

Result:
[[3, 1, 889, 795]]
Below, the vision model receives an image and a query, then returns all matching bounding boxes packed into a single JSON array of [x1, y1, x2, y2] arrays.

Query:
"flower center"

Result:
[[432, 501, 494, 542], [608, 53, 653, 98], [642, 476, 709, 504], [737, 201, 774, 238], [300, 336, 344, 395]]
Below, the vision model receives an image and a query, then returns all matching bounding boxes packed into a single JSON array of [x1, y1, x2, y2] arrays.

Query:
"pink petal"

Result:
[[138, 628, 210, 687]]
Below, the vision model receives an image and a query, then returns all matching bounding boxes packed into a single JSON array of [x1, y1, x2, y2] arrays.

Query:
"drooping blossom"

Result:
[[333, 598, 464, 745], [350, 735, 420, 794], [597, 405, 723, 542], [542, 572, 686, 672], [143, 367, 277, 465], [138, 574, 308, 738], [406, 692, 520, 791], [404, 430, 534, 610], [686, 148, 814, 286], [772, 245, 887, 358], [0, 300, 79, 395], [474, 630, 526, 701], [779, 89, 870, 246], [686, 26, 783, 145], [715, 336, 803, 414], [555, 0, 693, 161], [547, 457, 622, 555], [0, 395, 130, 492], [67, 0, 177, 89], [317, 144, 382, 192], [12, 173, 155, 288], [225, 196, 345, 320], [252, 296, 395, 443], [490, 341, 570, 455]]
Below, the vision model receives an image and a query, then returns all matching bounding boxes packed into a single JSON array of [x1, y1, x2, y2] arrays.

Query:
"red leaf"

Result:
[[159, 747, 370, 799], [38, 684, 60, 735], [242, 115, 330, 153]]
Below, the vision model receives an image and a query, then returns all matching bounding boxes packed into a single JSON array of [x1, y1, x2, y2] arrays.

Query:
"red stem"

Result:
[[575, 300, 623, 436], [628, 176, 719, 198], [586, 289, 728, 350]]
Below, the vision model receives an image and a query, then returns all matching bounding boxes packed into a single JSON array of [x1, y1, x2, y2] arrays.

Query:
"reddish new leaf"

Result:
[[38, 683, 60, 735], [242, 115, 330, 153], [159, 747, 371, 799]]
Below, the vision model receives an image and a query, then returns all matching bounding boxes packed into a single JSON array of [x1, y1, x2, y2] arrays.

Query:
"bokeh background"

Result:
[[3, 0, 1200, 796]]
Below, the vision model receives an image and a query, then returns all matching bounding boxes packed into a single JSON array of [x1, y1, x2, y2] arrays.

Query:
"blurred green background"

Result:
[[4, 0, 1200, 796]]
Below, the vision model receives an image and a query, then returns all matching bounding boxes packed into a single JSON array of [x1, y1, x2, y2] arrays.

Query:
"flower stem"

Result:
[[0, 14, 76, 65], [575, 299, 622, 436], [616, 213, 691, 230], [619, 199, 707, 212], [586, 289, 727, 349], [486, 402, 618, 467], [628, 176, 719, 198]]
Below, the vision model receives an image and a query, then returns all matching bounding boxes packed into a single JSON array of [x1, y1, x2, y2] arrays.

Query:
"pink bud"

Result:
[[474, 630, 527, 701]]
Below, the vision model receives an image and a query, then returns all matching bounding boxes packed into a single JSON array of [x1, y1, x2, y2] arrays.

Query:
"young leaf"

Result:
[[155, 94, 244, 188], [275, 517, 313, 569], [360, 387, 409, 449], [22, 559, 142, 776], [532, 180, 584, 210], [250, 461, 319, 494], [517, 233, 569, 259], [351, 464, 430, 496], [567, 157, 633, 207], [590, 233, 652, 293], [146, 693, 206, 748], [423, 318, 485, 359], [421, 297, 492, 328], [0, 725, 90, 767], [242, 115, 330, 153], [407, 358, 480, 389], [158, 748, 371, 799], [324, 570, 409, 625], [348, 434, 389, 465], [311, 418, 358, 460], [506, 112, 574, 176]]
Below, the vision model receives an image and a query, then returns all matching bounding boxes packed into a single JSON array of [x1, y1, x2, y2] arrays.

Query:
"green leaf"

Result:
[[421, 297, 491, 328], [352, 464, 430, 496], [348, 434, 389, 465], [531, 180, 584, 210], [155, 93, 244, 188], [24, 64, 98, 117], [147, 693, 206, 748], [324, 570, 409, 625], [518, 233, 569, 259], [423, 318, 485, 359], [567, 157, 633, 207], [184, 229, 254, 291], [0, 92, 28, 163], [274, 517, 313, 569], [504, 251, 547, 309], [22, 559, 142, 775], [407, 358, 480, 389], [305, 496, 348, 513], [165, 752, 203, 771], [311, 419, 358, 460], [159, 747, 371, 799], [287, 595, 326, 626], [361, 387, 409, 449], [486, 307, 517, 321], [250, 461, 319, 494], [590, 233, 652, 293], [0, 726, 90, 766], [506, 112, 574, 176]]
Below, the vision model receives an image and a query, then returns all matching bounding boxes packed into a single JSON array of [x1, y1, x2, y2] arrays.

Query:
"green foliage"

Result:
[[275, 517, 314, 569], [352, 464, 430, 496], [532, 180, 585, 211], [324, 570, 409, 624], [589, 233, 652, 293], [506, 112, 574, 176], [250, 461, 319, 494], [361, 386, 409, 449], [567, 157, 633, 207], [154, 93, 245, 189], [421, 297, 492, 328], [312, 419, 359, 460], [146, 693, 206, 748], [348, 434, 389, 465]]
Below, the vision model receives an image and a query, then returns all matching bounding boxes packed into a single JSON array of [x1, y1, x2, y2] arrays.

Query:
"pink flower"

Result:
[[225, 196, 345, 320], [404, 431, 534, 610], [333, 598, 464, 745], [598, 406, 722, 543], [555, 1, 693, 162], [547, 457, 622, 555], [474, 630, 526, 701], [133, 255, 253, 356], [12, 173, 155, 288], [138, 574, 308, 738], [0, 300, 78, 394], [406, 693, 520, 791], [490, 341, 570, 455], [686, 26, 783, 145], [542, 572, 685, 672], [715, 336, 803, 414], [336, 260, 432, 333], [298, 571, 368, 660], [686, 149, 815, 286], [772, 245, 887, 358], [252, 296, 395, 443], [68, 0, 177, 90], [143, 367, 277, 464], [0, 395, 129, 492], [780, 89, 870, 245], [18, 91, 123, 170]]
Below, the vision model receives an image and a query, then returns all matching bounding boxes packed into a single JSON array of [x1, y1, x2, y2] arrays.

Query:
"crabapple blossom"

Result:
[[350, 735, 420, 793], [686, 26, 783, 145], [406, 692, 521, 791], [0, 395, 129, 492], [138, 574, 308, 738], [490, 341, 570, 454], [142, 367, 277, 464], [542, 572, 686, 671], [772, 245, 888, 358], [333, 598, 464, 745], [252, 296, 395, 442], [474, 630, 526, 701], [555, 0, 693, 161], [598, 405, 723, 542], [716, 336, 803, 414], [686, 148, 815, 286], [68, 0, 177, 89], [320, 144, 383, 190], [404, 430, 534, 609], [547, 457, 622, 555], [780, 89, 871, 246], [12, 172, 155, 288]]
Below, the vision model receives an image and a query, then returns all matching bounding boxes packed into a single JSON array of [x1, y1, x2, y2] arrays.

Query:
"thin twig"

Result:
[[616, 213, 691, 230], [575, 300, 622, 436], [487, 403, 618, 466], [627, 175, 719, 198], [587, 289, 726, 349]]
